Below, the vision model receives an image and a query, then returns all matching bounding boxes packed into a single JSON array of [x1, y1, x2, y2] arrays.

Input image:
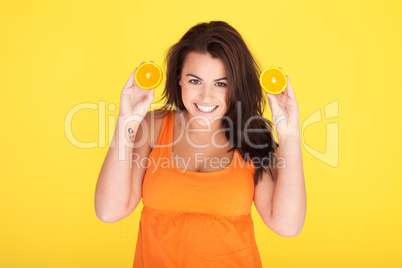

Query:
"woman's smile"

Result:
[[193, 102, 219, 113]]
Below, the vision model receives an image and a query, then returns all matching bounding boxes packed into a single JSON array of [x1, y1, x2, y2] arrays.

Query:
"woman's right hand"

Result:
[[118, 62, 155, 119]]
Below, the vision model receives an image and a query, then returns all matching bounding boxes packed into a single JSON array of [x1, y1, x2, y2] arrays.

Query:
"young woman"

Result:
[[95, 21, 306, 267]]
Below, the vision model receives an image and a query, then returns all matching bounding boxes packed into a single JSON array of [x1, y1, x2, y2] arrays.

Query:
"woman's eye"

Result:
[[189, 79, 200, 84], [215, 82, 227, 87]]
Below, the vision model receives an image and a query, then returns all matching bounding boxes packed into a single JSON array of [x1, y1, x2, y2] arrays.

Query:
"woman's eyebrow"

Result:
[[186, 74, 227, 82]]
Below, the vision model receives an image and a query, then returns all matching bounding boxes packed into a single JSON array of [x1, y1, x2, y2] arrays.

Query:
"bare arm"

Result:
[[271, 134, 306, 236], [94, 114, 151, 223], [254, 76, 306, 237], [94, 64, 155, 223], [254, 135, 306, 237]]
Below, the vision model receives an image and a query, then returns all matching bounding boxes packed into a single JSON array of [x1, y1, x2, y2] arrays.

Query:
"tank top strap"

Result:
[[153, 110, 174, 149]]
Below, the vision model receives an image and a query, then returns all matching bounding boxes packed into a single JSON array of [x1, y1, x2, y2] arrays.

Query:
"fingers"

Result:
[[265, 92, 273, 107], [148, 88, 155, 99], [285, 76, 296, 99], [265, 92, 278, 111], [123, 69, 136, 89], [123, 61, 145, 89], [144, 88, 155, 107], [276, 68, 295, 99]]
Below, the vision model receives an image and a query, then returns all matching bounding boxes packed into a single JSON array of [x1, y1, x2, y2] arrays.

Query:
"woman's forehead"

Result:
[[182, 51, 227, 77]]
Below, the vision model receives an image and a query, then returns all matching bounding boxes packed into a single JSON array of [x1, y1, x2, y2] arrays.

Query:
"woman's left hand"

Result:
[[265, 75, 300, 136]]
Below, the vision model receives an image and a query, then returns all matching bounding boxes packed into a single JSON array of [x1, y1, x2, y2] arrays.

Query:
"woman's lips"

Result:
[[193, 103, 219, 114]]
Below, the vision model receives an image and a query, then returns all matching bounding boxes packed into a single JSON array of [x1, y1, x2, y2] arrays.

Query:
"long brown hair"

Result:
[[156, 21, 279, 185]]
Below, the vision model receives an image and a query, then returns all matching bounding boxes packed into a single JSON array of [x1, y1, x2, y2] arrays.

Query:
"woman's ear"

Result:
[[179, 80, 182, 86]]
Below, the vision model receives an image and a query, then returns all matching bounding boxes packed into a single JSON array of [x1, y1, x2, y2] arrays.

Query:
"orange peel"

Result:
[[259, 67, 288, 94], [134, 61, 163, 90]]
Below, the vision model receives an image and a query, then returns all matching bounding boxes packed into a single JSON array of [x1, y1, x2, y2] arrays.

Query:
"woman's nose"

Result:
[[200, 84, 214, 101]]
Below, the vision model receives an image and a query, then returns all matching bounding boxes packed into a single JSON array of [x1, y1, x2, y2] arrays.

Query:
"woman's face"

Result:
[[179, 51, 228, 128]]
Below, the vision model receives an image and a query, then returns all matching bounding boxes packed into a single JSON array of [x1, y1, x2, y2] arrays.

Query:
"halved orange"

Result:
[[259, 67, 288, 94], [134, 62, 163, 90]]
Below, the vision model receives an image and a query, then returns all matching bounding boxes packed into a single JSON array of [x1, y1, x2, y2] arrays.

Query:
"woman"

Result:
[[95, 21, 306, 267]]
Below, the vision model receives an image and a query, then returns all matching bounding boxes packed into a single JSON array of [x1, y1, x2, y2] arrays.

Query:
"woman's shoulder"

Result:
[[142, 109, 172, 149]]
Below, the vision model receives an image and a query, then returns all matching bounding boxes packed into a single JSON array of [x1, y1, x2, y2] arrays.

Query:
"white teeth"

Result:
[[195, 103, 218, 112]]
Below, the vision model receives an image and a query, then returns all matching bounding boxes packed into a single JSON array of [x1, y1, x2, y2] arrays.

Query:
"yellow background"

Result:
[[1, 0, 401, 267]]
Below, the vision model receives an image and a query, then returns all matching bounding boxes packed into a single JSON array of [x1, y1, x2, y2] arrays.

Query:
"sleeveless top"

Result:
[[133, 111, 263, 267]]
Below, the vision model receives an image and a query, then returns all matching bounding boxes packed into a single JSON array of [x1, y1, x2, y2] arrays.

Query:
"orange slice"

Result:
[[134, 62, 163, 90], [259, 67, 288, 94]]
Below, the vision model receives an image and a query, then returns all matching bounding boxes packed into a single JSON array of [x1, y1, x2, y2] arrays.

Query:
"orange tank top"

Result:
[[133, 111, 263, 267]]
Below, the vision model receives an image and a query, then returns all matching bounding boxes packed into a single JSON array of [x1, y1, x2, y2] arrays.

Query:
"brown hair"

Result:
[[156, 21, 278, 185]]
